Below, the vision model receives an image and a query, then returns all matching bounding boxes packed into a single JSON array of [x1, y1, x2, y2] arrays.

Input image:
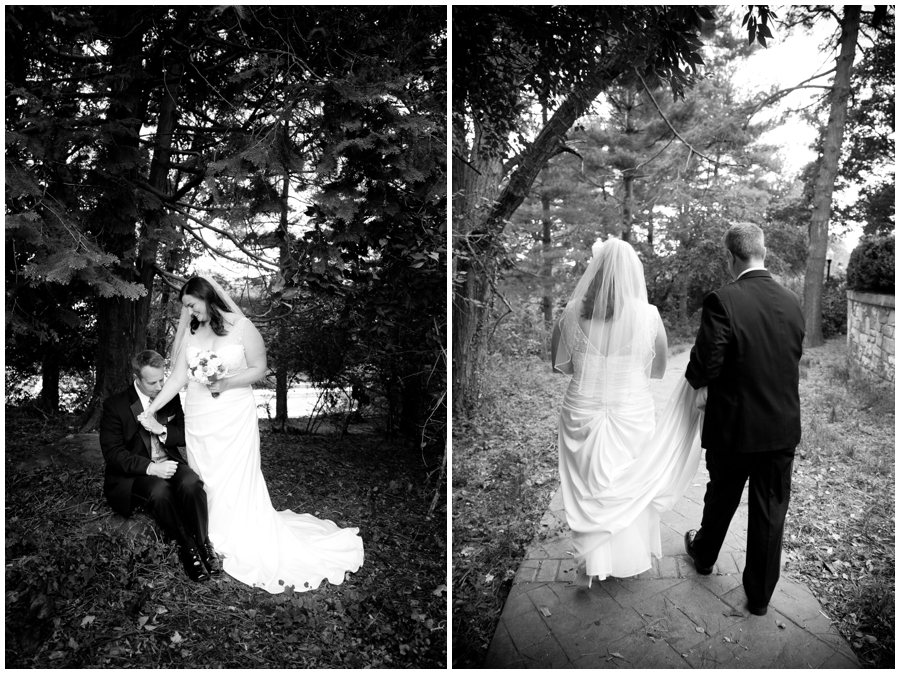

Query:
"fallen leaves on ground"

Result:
[[5, 410, 446, 668], [784, 338, 894, 668]]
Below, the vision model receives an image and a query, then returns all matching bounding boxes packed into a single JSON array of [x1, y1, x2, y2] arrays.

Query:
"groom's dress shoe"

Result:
[[179, 546, 211, 582], [684, 530, 713, 575], [747, 602, 768, 616], [199, 540, 222, 576]]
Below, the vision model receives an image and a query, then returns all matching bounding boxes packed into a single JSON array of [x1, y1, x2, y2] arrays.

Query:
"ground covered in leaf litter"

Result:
[[5, 410, 446, 668], [784, 338, 894, 668], [452, 338, 893, 669]]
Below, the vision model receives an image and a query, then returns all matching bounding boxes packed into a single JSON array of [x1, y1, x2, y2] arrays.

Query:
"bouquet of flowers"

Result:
[[187, 350, 228, 398]]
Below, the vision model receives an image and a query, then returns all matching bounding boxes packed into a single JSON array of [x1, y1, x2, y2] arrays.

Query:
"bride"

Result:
[[551, 239, 703, 586], [141, 274, 364, 593]]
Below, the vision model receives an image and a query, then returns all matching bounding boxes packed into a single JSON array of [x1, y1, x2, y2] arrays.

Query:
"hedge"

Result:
[[847, 235, 894, 294]]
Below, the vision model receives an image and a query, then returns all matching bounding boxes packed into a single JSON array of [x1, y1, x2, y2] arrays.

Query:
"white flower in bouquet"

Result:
[[188, 350, 228, 398]]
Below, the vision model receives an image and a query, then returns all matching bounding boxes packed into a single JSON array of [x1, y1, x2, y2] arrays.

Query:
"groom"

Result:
[[99, 350, 220, 582], [683, 222, 805, 616]]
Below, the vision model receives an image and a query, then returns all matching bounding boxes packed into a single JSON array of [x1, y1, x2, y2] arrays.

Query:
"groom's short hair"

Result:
[[132, 350, 165, 378], [724, 223, 766, 262]]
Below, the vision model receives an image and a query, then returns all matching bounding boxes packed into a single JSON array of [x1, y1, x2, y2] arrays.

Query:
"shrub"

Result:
[[847, 235, 895, 294], [821, 277, 848, 338]]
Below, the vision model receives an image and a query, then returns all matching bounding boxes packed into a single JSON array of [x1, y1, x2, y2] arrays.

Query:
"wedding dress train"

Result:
[[558, 306, 702, 582], [183, 318, 364, 593]]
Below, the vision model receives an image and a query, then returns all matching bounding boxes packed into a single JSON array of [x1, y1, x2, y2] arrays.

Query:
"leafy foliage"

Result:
[[453, 6, 717, 157], [846, 235, 895, 294], [284, 6, 446, 441], [6, 6, 447, 441], [5, 410, 446, 668]]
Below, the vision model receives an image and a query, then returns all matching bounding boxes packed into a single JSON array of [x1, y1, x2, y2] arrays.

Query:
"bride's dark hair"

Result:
[[179, 276, 232, 336], [581, 265, 616, 321]]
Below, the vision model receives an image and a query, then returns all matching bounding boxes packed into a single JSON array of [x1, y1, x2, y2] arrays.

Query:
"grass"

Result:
[[452, 337, 894, 669], [5, 408, 446, 668]]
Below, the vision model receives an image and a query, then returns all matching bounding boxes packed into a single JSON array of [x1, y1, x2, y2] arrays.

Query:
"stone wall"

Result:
[[846, 290, 895, 382]]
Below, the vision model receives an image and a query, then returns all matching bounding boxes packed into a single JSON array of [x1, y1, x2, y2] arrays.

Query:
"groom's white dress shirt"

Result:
[[735, 267, 766, 280], [134, 381, 168, 471]]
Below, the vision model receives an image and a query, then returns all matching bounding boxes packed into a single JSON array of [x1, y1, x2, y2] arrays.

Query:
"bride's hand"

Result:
[[696, 386, 708, 411], [208, 377, 228, 395]]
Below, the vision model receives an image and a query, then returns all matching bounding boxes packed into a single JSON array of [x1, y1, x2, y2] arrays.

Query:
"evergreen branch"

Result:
[[172, 206, 279, 270], [179, 220, 273, 271], [635, 71, 749, 170], [151, 264, 186, 291], [634, 138, 676, 171]]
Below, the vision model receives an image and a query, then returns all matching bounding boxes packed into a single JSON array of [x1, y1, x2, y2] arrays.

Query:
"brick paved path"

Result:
[[483, 349, 859, 669]]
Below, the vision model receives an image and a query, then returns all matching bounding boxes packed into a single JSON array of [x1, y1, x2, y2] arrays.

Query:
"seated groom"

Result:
[[99, 350, 219, 582]]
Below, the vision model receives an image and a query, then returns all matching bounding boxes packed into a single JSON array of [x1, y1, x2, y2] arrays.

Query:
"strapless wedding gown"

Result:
[[558, 305, 702, 581], [183, 317, 364, 593]]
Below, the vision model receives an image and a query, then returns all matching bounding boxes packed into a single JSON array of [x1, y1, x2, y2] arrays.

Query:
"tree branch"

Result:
[[172, 206, 279, 270], [636, 71, 749, 170], [740, 67, 837, 124], [43, 42, 107, 64]]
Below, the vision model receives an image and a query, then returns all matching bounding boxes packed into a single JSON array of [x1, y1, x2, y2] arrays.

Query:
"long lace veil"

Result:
[[170, 273, 246, 364], [554, 238, 655, 392]]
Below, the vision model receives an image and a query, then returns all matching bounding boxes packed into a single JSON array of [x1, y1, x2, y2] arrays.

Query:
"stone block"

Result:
[[537, 559, 560, 582], [516, 559, 540, 583], [658, 556, 678, 579], [556, 557, 576, 582]]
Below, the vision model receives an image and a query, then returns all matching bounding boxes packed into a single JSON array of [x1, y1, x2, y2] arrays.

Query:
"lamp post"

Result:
[[826, 247, 834, 281]]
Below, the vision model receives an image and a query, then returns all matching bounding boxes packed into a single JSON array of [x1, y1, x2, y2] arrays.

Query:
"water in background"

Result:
[[176, 381, 327, 419]]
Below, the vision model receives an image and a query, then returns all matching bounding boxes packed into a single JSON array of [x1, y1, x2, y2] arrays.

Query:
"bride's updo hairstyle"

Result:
[[580, 239, 646, 321], [179, 276, 232, 336]]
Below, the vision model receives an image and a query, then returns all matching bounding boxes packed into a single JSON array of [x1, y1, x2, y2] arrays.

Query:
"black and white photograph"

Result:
[[451, 6, 893, 669], [6, 6, 446, 668]]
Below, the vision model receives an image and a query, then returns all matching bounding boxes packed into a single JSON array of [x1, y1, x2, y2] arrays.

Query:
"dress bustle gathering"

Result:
[[558, 304, 703, 581], [183, 317, 363, 593]]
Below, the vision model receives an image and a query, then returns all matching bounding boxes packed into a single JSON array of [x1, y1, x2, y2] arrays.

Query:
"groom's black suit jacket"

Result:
[[99, 384, 187, 516], [686, 269, 805, 453]]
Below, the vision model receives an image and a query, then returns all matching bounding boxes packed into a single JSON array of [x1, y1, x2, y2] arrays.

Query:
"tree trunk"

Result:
[[275, 128, 291, 427], [81, 294, 140, 431], [451, 119, 504, 416], [453, 65, 624, 415], [79, 13, 166, 431], [155, 248, 180, 355], [803, 5, 860, 347], [622, 173, 634, 242], [540, 195, 553, 327], [621, 89, 636, 242], [39, 346, 60, 414], [540, 102, 553, 331]]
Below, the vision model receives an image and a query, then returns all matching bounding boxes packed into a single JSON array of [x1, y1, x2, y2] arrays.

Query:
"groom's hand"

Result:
[[148, 460, 178, 479]]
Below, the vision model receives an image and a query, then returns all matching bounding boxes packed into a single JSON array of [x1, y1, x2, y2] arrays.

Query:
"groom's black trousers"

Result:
[[692, 447, 795, 608], [130, 464, 209, 552]]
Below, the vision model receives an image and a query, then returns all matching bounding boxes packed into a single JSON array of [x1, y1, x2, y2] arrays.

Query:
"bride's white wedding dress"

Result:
[[183, 317, 364, 593], [558, 304, 703, 582]]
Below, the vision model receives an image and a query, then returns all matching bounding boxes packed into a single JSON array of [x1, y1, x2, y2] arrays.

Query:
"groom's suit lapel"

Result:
[[126, 386, 152, 456]]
